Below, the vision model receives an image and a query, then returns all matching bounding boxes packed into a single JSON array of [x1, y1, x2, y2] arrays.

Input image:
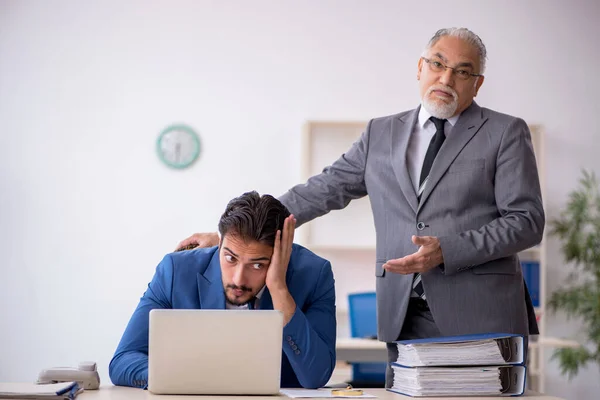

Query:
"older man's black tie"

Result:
[[412, 117, 446, 300]]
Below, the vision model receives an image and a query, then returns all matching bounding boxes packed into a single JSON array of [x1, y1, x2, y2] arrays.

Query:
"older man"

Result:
[[177, 28, 544, 387]]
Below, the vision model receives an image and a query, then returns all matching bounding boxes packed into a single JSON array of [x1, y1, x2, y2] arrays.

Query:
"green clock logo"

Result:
[[156, 124, 201, 169]]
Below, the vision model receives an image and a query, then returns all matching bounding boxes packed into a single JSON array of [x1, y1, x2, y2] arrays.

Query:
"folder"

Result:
[[394, 333, 525, 367], [0, 382, 81, 399], [388, 364, 526, 397]]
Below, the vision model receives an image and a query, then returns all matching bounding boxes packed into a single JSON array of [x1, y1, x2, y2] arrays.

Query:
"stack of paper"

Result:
[[389, 333, 526, 397], [391, 365, 520, 397], [396, 338, 512, 366], [0, 382, 82, 399]]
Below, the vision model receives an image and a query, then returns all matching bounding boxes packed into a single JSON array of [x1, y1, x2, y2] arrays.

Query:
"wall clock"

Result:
[[156, 124, 201, 169]]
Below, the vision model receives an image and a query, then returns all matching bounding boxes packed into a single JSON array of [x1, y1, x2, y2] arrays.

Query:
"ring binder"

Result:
[[389, 333, 527, 397]]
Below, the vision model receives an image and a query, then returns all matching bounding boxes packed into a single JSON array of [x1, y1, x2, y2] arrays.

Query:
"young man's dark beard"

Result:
[[225, 284, 253, 306]]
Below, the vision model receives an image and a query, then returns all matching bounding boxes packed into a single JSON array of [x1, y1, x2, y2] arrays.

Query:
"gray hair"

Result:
[[424, 28, 487, 74]]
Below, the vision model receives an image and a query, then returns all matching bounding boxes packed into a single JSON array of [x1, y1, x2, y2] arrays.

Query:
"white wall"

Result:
[[1, 0, 599, 398]]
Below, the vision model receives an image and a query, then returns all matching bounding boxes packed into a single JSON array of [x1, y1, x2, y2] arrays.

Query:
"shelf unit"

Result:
[[298, 120, 576, 393], [524, 124, 545, 392], [298, 121, 376, 249]]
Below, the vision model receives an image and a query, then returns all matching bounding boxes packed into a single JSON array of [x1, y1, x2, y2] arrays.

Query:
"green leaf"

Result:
[[547, 168, 600, 379], [551, 347, 593, 380]]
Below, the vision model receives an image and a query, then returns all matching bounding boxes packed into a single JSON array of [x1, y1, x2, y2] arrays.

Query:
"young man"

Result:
[[109, 191, 336, 389]]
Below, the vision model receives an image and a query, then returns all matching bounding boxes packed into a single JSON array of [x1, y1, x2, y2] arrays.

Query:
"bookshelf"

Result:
[[525, 125, 546, 392], [297, 120, 570, 394]]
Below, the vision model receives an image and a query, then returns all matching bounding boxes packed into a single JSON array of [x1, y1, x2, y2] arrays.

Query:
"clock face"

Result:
[[156, 124, 201, 169]]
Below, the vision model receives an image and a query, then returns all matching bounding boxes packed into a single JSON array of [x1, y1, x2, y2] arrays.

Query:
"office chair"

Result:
[[347, 292, 386, 388]]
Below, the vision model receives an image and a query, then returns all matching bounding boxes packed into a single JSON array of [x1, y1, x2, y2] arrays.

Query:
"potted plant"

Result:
[[547, 169, 600, 378]]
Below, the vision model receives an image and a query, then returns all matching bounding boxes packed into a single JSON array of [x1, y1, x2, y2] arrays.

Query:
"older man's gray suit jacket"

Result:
[[279, 101, 544, 343]]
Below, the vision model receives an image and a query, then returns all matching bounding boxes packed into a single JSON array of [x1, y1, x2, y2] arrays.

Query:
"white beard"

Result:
[[422, 85, 458, 119]]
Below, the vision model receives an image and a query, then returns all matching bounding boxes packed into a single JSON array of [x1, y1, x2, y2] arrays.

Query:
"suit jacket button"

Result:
[[417, 222, 425, 230], [294, 350, 301, 355], [286, 336, 292, 341]]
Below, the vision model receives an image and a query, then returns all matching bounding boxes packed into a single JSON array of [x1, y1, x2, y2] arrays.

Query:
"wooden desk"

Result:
[[336, 337, 387, 362], [78, 386, 565, 399]]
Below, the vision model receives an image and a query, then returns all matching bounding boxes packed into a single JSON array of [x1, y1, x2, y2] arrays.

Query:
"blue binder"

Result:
[[394, 333, 525, 366], [0, 381, 81, 399], [388, 364, 526, 397], [389, 333, 527, 397]]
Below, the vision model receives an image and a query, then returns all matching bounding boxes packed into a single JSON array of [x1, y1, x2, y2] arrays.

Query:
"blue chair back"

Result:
[[347, 292, 386, 385], [349, 292, 378, 338]]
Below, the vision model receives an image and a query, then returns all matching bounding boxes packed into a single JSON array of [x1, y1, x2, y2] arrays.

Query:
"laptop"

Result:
[[148, 309, 283, 395]]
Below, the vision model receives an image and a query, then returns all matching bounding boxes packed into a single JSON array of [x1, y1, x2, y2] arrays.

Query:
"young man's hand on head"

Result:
[[266, 214, 297, 325], [266, 214, 296, 290]]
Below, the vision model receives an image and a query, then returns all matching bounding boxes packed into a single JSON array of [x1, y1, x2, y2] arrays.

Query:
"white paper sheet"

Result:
[[280, 389, 377, 398]]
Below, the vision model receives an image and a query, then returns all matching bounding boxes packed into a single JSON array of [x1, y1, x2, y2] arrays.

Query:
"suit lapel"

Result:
[[197, 250, 226, 309], [417, 102, 487, 212], [391, 109, 420, 213]]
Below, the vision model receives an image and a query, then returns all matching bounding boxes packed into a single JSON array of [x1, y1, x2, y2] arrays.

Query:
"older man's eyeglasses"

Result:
[[421, 57, 482, 80]]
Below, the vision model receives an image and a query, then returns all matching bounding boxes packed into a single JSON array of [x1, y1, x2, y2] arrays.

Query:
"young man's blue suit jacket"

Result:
[[109, 244, 336, 389]]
